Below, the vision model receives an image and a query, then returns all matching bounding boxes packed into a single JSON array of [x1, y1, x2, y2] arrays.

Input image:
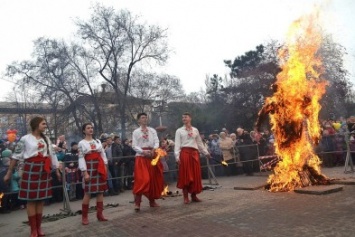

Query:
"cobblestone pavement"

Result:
[[1, 167, 355, 237]]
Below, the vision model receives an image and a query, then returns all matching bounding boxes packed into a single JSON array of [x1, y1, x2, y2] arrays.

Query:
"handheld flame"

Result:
[[151, 148, 167, 166], [0, 192, 4, 208]]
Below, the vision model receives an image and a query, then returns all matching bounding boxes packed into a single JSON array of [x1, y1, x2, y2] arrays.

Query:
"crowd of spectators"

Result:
[[1, 115, 355, 213]]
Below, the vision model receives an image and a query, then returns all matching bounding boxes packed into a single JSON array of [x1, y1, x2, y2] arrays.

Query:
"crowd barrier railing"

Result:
[[1, 134, 354, 212]]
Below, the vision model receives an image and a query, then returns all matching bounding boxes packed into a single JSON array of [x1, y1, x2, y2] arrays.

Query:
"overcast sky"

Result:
[[0, 0, 354, 100]]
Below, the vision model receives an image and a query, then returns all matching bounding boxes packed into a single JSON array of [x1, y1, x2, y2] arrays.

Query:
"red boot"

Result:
[[36, 213, 45, 236], [82, 204, 89, 225], [28, 215, 38, 237], [96, 202, 108, 221], [183, 189, 190, 204], [149, 199, 160, 207], [134, 195, 142, 211], [191, 193, 202, 202]]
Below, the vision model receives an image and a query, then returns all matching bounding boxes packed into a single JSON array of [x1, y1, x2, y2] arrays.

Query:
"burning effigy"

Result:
[[256, 10, 330, 192]]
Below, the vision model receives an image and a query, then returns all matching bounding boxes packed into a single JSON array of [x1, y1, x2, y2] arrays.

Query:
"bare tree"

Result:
[[76, 4, 169, 136], [6, 38, 85, 132], [63, 43, 106, 133], [319, 34, 351, 118]]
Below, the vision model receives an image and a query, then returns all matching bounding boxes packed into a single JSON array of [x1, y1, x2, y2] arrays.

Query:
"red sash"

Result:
[[85, 152, 107, 179], [27, 153, 51, 173], [142, 147, 153, 150]]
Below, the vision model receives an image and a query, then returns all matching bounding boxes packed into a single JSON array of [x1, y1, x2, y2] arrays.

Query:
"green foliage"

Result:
[[222, 43, 281, 130]]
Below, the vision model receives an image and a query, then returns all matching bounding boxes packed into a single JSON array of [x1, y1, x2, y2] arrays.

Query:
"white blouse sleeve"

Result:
[[98, 140, 108, 165], [196, 129, 209, 156], [132, 130, 143, 154], [78, 141, 87, 171], [174, 129, 181, 162], [152, 129, 159, 149], [12, 137, 26, 160]]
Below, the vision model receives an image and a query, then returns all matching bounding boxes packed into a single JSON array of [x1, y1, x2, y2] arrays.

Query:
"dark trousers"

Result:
[[239, 148, 254, 175], [224, 159, 238, 176], [211, 154, 224, 176], [123, 160, 134, 190], [321, 153, 334, 167], [109, 163, 121, 192]]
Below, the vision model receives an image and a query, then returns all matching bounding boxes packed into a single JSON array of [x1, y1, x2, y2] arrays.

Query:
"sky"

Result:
[[0, 0, 354, 100]]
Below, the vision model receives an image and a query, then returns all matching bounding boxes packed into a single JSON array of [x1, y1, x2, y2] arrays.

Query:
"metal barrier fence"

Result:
[[1, 133, 354, 213]]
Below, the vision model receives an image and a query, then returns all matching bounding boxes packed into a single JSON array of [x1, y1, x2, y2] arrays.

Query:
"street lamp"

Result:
[[154, 96, 168, 134]]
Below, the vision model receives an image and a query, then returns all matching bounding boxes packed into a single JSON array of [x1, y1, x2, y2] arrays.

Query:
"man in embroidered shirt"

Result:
[[174, 112, 211, 204], [132, 112, 163, 211]]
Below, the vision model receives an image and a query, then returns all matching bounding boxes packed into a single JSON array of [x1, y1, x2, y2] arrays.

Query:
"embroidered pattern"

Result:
[[90, 141, 96, 150], [186, 127, 193, 139], [141, 128, 149, 141], [38, 141, 45, 149]]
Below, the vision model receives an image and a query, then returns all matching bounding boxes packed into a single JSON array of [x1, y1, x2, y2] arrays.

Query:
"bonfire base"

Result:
[[294, 185, 343, 195], [234, 177, 267, 190]]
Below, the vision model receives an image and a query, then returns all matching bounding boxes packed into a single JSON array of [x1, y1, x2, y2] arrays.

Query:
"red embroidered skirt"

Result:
[[133, 156, 164, 200], [177, 147, 203, 194], [84, 152, 108, 194], [19, 155, 52, 201]]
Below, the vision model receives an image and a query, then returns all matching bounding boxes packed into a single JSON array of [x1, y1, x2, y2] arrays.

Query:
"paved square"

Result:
[[1, 167, 354, 237]]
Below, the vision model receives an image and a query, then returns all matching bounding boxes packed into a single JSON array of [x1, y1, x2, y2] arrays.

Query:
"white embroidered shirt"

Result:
[[12, 134, 59, 169], [132, 126, 159, 156], [78, 139, 108, 171], [174, 126, 209, 162]]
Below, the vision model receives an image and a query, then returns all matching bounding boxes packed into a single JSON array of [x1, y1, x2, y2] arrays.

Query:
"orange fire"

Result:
[[258, 11, 327, 192], [151, 148, 167, 166], [221, 160, 228, 167], [0, 192, 4, 208], [161, 185, 169, 196]]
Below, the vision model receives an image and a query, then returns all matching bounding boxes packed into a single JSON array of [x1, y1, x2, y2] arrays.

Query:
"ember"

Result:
[[256, 10, 329, 192], [221, 161, 228, 167], [161, 185, 172, 196]]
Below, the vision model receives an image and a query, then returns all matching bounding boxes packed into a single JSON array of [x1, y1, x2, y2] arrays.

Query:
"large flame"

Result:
[[260, 11, 327, 192]]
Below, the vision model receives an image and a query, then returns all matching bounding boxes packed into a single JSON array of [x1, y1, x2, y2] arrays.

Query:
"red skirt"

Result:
[[177, 147, 203, 194], [84, 153, 108, 194], [133, 156, 164, 200], [19, 155, 52, 201]]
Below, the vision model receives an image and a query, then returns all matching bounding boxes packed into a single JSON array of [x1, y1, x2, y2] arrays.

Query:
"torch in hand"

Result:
[[151, 148, 168, 166]]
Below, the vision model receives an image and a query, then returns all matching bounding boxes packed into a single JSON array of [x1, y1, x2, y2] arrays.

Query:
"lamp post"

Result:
[[154, 97, 168, 135]]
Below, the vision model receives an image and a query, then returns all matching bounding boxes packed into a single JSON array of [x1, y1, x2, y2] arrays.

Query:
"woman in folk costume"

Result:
[[78, 122, 108, 225], [4, 117, 61, 237], [174, 112, 211, 204], [132, 112, 163, 211]]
